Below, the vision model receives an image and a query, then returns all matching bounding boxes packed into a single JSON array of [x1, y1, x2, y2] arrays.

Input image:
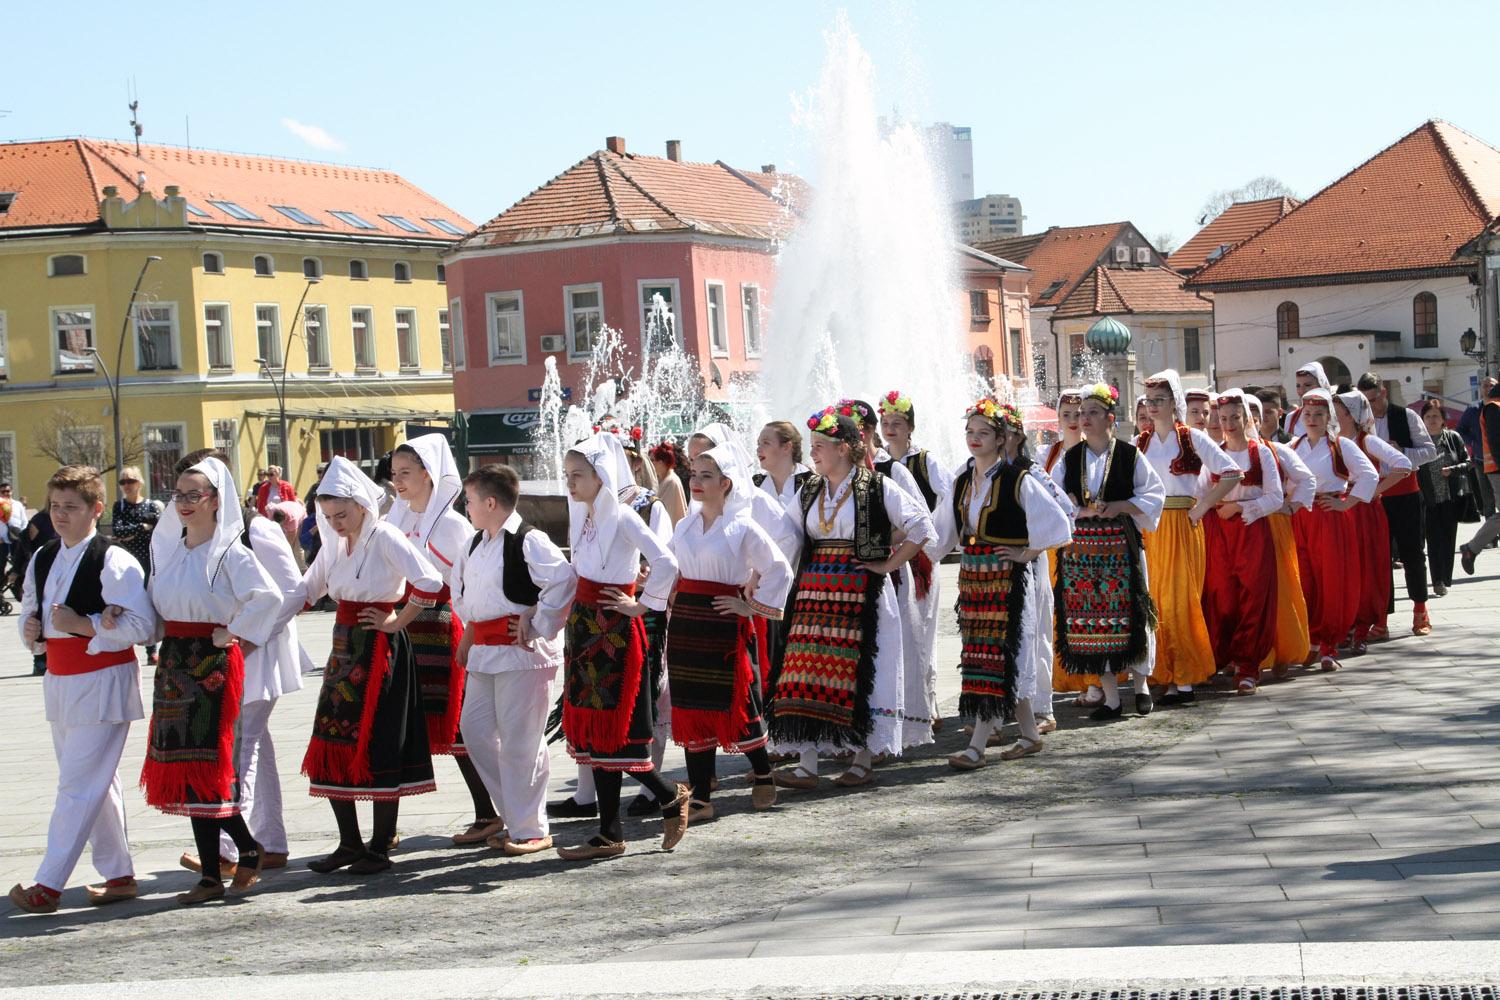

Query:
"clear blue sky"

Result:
[[6, 0, 1497, 244]]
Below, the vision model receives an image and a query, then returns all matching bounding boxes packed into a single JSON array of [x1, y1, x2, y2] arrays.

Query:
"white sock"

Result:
[[799, 748, 819, 775], [1015, 699, 1040, 743], [1085, 684, 1102, 700], [968, 719, 996, 752], [1100, 673, 1122, 709], [1133, 672, 1151, 695], [853, 747, 873, 769], [574, 763, 597, 805]]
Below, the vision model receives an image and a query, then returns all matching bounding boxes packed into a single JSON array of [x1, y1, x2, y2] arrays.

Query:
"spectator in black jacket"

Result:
[[1460, 380, 1500, 574]]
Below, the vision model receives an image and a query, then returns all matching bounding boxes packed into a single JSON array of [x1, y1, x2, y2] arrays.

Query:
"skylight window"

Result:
[[380, 214, 426, 233], [271, 204, 325, 226], [329, 210, 377, 230], [206, 199, 262, 221], [422, 217, 466, 236], [0, 192, 17, 215], [182, 201, 209, 218]]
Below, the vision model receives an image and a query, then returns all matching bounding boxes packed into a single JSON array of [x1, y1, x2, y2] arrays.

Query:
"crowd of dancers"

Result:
[[11, 359, 1478, 913]]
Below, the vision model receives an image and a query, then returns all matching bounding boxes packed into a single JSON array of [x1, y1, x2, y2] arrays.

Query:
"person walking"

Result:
[[1418, 398, 1469, 596], [1460, 380, 1500, 575]]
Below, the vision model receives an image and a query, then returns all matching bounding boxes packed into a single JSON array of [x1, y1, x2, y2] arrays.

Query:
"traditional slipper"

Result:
[[772, 766, 819, 790], [999, 738, 1043, 760], [1035, 716, 1058, 735], [750, 776, 777, 810], [179, 852, 238, 879], [1236, 678, 1257, 696], [834, 763, 874, 787], [176, 879, 225, 906], [307, 845, 364, 874], [947, 747, 987, 771], [687, 799, 716, 823], [1271, 663, 1291, 680], [985, 731, 1006, 748], [556, 836, 625, 861], [9, 884, 59, 914], [1320, 655, 1342, 672], [230, 846, 265, 893], [85, 879, 138, 906], [453, 818, 506, 846], [499, 835, 554, 856], [661, 783, 692, 851]]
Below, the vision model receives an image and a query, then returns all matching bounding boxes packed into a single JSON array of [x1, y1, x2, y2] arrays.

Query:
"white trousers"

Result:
[[36, 720, 133, 889], [221, 698, 285, 860], [460, 670, 554, 842]]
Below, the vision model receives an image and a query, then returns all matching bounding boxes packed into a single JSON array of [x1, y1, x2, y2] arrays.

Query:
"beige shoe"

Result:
[[500, 835, 554, 856], [687, 799, 715, 823], [556, 836, 626, 861], [86, 880, 138, 906], [750, 777, 778, 810], [772, 766, 819, 790], [1035, 716, 1058, 735], [835, 763, 875, 787], [179, 852, 238, 880], [947, 748, 988, 771], [453, 818, 506, 846], [661, 783, 692, 851], [999, 738, 1043, 760], [176, 880, 226, 906], [230, 846, 265, 894]]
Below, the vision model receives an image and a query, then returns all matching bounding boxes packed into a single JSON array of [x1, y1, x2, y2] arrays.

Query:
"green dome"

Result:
[[1085, 315, 1132, 355]]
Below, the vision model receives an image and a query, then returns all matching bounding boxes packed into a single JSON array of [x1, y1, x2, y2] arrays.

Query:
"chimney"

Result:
[[605, 136, 627, 155], [760, 164, 776, 174], [666, 140, 682, 162]]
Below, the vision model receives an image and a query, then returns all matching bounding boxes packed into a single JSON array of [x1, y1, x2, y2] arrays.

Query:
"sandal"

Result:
[[772, 766, 819, 790], [1320, 655, 1342, 672], [1237, 678, 1257, 696], [452, 818, 506, 846], [999, 737, 1043, 760], [661, 783, 692, 851], [947, 747, 987, 771], [835, 763, 875, 787]]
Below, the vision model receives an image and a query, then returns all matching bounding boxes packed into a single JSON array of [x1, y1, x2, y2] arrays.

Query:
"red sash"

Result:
[[676, 578, 740, 598], [162, 620, 219, 639], [45, 636, 136, 676], [335, 600, 396, 625], [469, 616, 519, 646], [575, 578, 634, 604]]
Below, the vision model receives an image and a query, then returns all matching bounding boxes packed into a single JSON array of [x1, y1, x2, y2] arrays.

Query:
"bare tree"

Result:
[[1152, 232, 1178, 254], [32, 410, 143, 474], [1198, 175, 1297, 225]]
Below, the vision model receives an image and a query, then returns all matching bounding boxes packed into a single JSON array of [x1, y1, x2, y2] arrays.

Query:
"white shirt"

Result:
[[1359, 431, 1415, 478], [1050, 441, 1166, 533], [1215, 441, 1285, 525], [1374, 408, 1437, 467], [929, 459, 1073, 557], [570, 500, 678, 612], [692, 485, 798, 565], [758, 464, 810, 514], [245, 517, 309, 701], [791, 469, 933, 549], [1140, 425, 1241, 498], [20, 531, 154, 656], [149, 541, 281, 647], [1267, 441, 1317, 512], [670, 507, 794, 616], [451, 511, 575, 675], [6, 499, 26, 532], [388, 502, 471, 592], [1292, 435, 1380, 503], [283, 519, 443, 623]]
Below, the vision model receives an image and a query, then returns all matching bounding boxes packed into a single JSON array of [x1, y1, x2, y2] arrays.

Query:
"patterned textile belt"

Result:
[[44, 636, 136, 676], [162, 620, 221, 638], [1163, 496, 1195, 510], [469, 616, 519, 646], [575, 578, 635, 605], [676, 578, 740, 598], [335, 600, 396, 626]]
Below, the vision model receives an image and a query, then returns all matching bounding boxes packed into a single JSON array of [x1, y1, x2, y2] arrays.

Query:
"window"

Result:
[[352, 308, 376, 370], [271, 204, 324, 226], [253, 254, 274, 277], [212, 419, 238, 479], [741, 285, 763, 357], [49, 254, 86, 277], [1183, 327, 1202, 372], [970, 290, 991, 321], [304, 305, 330, 369], [52, 307, 95, 373], [423, 217, 466, 236], [1008, 328, 1026, 379], [265, 432, 284, 473], [380, 214, 426, 233], [329, 210, 377, 230], [202, 252, 224, 274], [132, 303, 177, 370], [393, 261, 411, 283], [143, 424, 186, 502], [1069, 333, 1088, 377], [486, 292, 525, 363], [0, 192, 17, 215], [395, 309, 419, 370], [0, 433, 16, 489], [639, 280, 681, 352], [349, 259, 368, 280], [320, 427, 383, 479], [58, 425, 104, 469], [705, 281, 728, 356], [255, 305, 281, 366], [438, 309, 452, 372], [565, 284, 604, 359], [973, 346, 995, 384], [0, 311, 8, 379], [203, 304, 232, 370], [436, 264, 446, 283], [1414, 292, 1438, 349], [183, 201, 209, 218], [207, 199, 261, 221], [1276, 301, 1299, 340], [302, 257, 323, 279], [450, 298, 466, 369]]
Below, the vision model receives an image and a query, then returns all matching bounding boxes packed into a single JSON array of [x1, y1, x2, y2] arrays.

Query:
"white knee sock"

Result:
[[1100, 673, 1122, 709], [1015, 699, 1040, 743], [799, 748, 819, 775], [1133, 672, 1151, 695], [968, 719, 996, 752], [574, 763, 597, 805], [852, 747, 873, 769]]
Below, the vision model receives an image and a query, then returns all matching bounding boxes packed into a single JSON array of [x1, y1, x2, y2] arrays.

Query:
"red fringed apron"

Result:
[[403, 582, 467, 755], [667, 579, 757, 752], [303, 601, 394, 788], [562, 579, 650, 766], [140, 621, 245, 818]]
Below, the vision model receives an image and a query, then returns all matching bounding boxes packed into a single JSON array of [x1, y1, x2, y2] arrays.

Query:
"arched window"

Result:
[[48, 254, 86, 277], [1413, 291, 1438, 348], [253, 254, 274, 277], [973, 345, 995, 386], [202, 252, 224, 274], [349, 259, 367, 280], [1276, 301, 1299, 339], [302, 257, 323, 279], [393, 261, 411, 283]]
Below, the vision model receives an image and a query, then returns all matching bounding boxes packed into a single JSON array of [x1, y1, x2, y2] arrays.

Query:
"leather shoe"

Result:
[[625, 793, 660, 817], [1135, 692, 1154, 716], [261, 852, 289, 870], [1461, 545, 1477, 576], [999, 738, 1043, 760], [347, 851, 392, 875], [1158, 690, 1195, 707], [661, 783, 692, 851], [546, 796, 598, 819], [1035, 716, 1058, 734], [230, 847, 265, 893], [498, 835, 554, 856], [557, 836, 626, 861], [176, 879, 225, 906], [750, 778, 777, 810], [179, 852, 237, 879], [86, 880, 138, 906], [9, 883, 59, 914], [307, 845, 364, 874], [1090, 703, 1124, 721]]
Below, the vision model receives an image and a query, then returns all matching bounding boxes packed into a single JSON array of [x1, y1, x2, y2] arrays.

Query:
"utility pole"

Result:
[[91, 255, 160, 510]]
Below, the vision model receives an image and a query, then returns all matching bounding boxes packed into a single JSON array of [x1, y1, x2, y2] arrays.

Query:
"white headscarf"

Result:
[[1144, 369, 1187, 422], [386, 433, 462, 549], [693, 421, 758, 485], [150, 456, 245, 588], [1215, 389, 1254, 441], [1243, 392, 1264, 441], [567, 431, 633, 552], [1296, 362, 1332, 397], [1336, 389, 1374, 434], [313, 456, 385, 555], [700, 444, 756, 518], [1301, 388, 1339, 436]]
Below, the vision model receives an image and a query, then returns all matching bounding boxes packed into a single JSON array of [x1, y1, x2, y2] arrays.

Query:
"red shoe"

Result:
[[9, 883, 60, 914], [1412, 610, 1432, 636], [1369, 623, 1390, 642]]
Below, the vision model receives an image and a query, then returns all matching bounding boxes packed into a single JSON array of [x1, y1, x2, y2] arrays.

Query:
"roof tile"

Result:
[[973, 223, 1128, 307], [1052, 265, 1212, 319], [1168, 196, 1299, 273]]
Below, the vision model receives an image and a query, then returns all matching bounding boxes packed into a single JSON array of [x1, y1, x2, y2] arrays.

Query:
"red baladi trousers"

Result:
[[1348, 498, 1391, 640], [1293, 503, 1359, 656], [1202, 512, 1278, 680]]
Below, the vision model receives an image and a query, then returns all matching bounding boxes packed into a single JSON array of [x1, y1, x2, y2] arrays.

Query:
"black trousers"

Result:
[[1427, 498, 1459, 589], [1382, 491, 1428, 608]]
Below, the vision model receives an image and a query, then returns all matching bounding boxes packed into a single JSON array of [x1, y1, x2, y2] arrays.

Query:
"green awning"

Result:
[[464, 410, 542, 455]]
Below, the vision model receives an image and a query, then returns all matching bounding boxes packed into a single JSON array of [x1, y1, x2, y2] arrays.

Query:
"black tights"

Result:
[[685, 746, 773, 802], [329, 799, 400, 855], [593, 766, 679, 843], [190, 815, 259, 882], [455, 754, 498, 822]]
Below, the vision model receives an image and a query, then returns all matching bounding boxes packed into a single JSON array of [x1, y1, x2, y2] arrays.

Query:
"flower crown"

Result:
[[878, 391, 913, 417], [808, 406, 841, 435], [964, 396, 1022, 429], [590, 418, 645, 443], [1081, 382, 1119, 409]]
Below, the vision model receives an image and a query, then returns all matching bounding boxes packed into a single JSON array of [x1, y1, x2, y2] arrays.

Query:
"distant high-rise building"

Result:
[[878, 119, 974, 201], [957, 194, 1026, 241]]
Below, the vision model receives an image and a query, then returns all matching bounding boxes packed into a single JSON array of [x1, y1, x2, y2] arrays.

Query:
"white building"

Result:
[[957, 194, 1026, 242]]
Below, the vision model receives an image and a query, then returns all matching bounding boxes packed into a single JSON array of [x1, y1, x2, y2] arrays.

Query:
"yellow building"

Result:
[[0, 138, 473, 506]]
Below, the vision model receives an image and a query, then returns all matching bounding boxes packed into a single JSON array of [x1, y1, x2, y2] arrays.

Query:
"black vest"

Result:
[[467, 523, 542, 607], [1385, 406, 1414, 449], [753, 470, 812, 494], [797, 466, 892, 562], [952, 461, 1029, 545], [875, 453, 938, 511], [33, 535, 115, 625], [1062, 439, 1139, 507]]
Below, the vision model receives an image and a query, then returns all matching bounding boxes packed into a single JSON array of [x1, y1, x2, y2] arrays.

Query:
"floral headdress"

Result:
[[838, 398, 878, 428], [878, 390, 914, 420], [807, 405, 862, 445], [964, 396, 1023, 430], [1080, 382, 1119, 411], [590, 418, 646, 449]]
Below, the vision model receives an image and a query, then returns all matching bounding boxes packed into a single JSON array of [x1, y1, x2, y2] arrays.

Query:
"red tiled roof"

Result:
[[1052, 265, 1212, 319], [1168, 196, 1299, 273], [459, 150, 796, 250], [1189, 121, 1500, 289], [0, 138, 472, 241], [973, 223, 1129, 307]]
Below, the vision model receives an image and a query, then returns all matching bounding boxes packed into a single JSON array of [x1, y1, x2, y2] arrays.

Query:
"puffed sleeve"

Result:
[[882, 475, 932, 549], [1274, 443, 1317, 511], [280, 540, 332, 628], [424, 512, 472, 591], [1019, 472, 1072, 552], [1339, 438, 1381, 503], [619, 511, 678, 612], [378, 524, 444, 607], [92, 547, 154, 654], [1365, 434, 1414, 475], [751, 490, 800, 565], [1237, 446, 1284, 524], [1193, 429, 1243, 480], [1130, 452, 1167, 532], [223, 545, 282, 648], [523, 529, 577, 639], [742, 518, 793, 618]]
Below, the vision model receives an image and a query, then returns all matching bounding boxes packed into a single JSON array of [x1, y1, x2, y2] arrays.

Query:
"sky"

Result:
[[5, 0, 1498, 246]]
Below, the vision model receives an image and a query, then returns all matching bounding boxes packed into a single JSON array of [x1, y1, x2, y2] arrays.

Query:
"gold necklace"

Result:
[[817, 480, 853, 534], [1081, 440, 1115, 509]]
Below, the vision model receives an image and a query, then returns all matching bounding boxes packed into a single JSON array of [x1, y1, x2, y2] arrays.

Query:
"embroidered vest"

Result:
[[1136, 422, 1202, 476], [466, 523, 543, 607], [951, 462, 1029, 545], [903, 451, 939, 511], [1061, 439, 1139, 506], [797, 466, 892, 561], [1212, 439, 1264, 488], [753, 470, 812, 494], [33, 535, 115, 621]]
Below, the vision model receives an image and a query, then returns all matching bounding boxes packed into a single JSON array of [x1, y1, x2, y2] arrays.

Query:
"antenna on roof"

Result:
[[127, 77, 143, 157], [185, 114, 190, 151]]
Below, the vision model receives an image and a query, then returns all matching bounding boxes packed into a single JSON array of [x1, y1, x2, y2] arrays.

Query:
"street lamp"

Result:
[[1460, 327, 1486, 361], [90, 255, 161, 508], [256, 277, 320, 489]]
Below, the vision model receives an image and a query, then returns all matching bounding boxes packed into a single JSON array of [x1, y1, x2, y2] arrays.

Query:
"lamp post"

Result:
[[91, 255, 161, 509], [256, 277, 319, 490]]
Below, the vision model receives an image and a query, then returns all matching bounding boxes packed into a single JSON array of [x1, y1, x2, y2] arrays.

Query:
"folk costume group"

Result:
[[11, 362, 1445, 913]]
